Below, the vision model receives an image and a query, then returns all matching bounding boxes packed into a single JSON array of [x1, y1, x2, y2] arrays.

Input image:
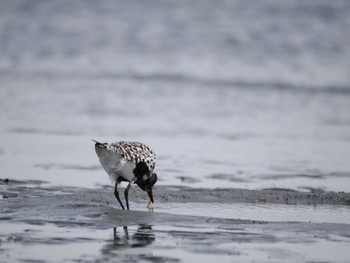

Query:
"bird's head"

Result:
[[137, 172, 157, 204], [146, 172, 157, 204]]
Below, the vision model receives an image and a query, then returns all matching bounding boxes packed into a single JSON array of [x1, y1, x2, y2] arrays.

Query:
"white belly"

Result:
[[96, 147, 136, 182]]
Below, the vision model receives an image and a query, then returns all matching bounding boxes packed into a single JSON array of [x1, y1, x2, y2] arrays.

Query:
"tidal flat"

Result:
[[1, 0, 350, 261], [1, 180, 350, 262]]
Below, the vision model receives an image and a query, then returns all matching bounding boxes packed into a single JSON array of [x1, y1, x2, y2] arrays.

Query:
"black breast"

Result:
[[133, 161, 151, 190]]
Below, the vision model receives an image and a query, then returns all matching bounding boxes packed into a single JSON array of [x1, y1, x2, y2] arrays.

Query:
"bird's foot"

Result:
[[146, 200, 153, 209]]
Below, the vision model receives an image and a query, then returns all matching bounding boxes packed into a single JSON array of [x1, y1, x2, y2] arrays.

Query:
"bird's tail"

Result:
[[92, 139, 107, 148]]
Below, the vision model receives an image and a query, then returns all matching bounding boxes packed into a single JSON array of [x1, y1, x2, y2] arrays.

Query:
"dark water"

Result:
[[1, 0, 350, 191]]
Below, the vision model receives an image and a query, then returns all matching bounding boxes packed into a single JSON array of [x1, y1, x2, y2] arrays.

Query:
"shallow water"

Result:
[[1, 1, 350, 262], [1, 83, 350, 191], [1, 183, 350, 262], [153, 202, 350, 224], [1, 0, 350, 191], [1, 220, 350, 263]]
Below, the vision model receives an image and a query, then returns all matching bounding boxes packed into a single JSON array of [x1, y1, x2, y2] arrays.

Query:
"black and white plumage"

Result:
[[93, 140, 157, 210]]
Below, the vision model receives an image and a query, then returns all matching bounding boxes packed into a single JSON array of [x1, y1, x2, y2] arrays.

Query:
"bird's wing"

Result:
[[108, 142, 156, 171], [95, 146, 125, 176]]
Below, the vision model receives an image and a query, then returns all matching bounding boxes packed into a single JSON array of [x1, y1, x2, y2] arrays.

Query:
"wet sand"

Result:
[[1, 180, 350, 262]]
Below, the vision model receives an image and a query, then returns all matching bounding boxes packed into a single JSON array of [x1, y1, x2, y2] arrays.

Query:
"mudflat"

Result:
[[1, 180, 350, 262]]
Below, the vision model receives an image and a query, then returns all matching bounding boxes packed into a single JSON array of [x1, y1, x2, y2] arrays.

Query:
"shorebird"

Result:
[[93, 140, 157, 210]]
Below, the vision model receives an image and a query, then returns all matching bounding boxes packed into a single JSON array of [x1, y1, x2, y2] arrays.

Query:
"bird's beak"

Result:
[[147, 189, 154, 204]]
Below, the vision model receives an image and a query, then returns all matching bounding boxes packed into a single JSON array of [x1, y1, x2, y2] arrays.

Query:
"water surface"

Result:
[[1, 2, 350, 261]]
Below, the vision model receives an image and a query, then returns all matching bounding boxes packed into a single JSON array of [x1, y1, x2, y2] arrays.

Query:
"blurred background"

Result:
[[1, 0, 350, 191]]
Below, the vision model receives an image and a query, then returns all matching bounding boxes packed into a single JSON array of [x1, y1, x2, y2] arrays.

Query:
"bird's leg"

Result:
[[123, 226, 128, 238], [114, 181, 125, 210], [113, 227, 117, 240], [147, 200, 152, 209], [124, 182, 132, 210]]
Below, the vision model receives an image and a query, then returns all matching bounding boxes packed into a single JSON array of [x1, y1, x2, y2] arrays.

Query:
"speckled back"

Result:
[[107, 141, 156, 171]]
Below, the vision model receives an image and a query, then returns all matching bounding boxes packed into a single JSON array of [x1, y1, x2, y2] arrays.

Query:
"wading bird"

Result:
[[93, 140, 157, 210]]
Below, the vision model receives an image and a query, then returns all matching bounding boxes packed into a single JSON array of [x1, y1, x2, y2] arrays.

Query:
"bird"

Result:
[[93, 140, 157, 210]]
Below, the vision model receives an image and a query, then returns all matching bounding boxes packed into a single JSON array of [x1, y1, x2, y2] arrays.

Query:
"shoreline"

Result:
[[2, 179, 350, 206], [1, 182, 350, 227], [1, 179, 350, 262]]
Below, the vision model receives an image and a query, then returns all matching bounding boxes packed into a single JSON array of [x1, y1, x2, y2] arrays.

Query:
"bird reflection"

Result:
[[101, 225, 155, 256]]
